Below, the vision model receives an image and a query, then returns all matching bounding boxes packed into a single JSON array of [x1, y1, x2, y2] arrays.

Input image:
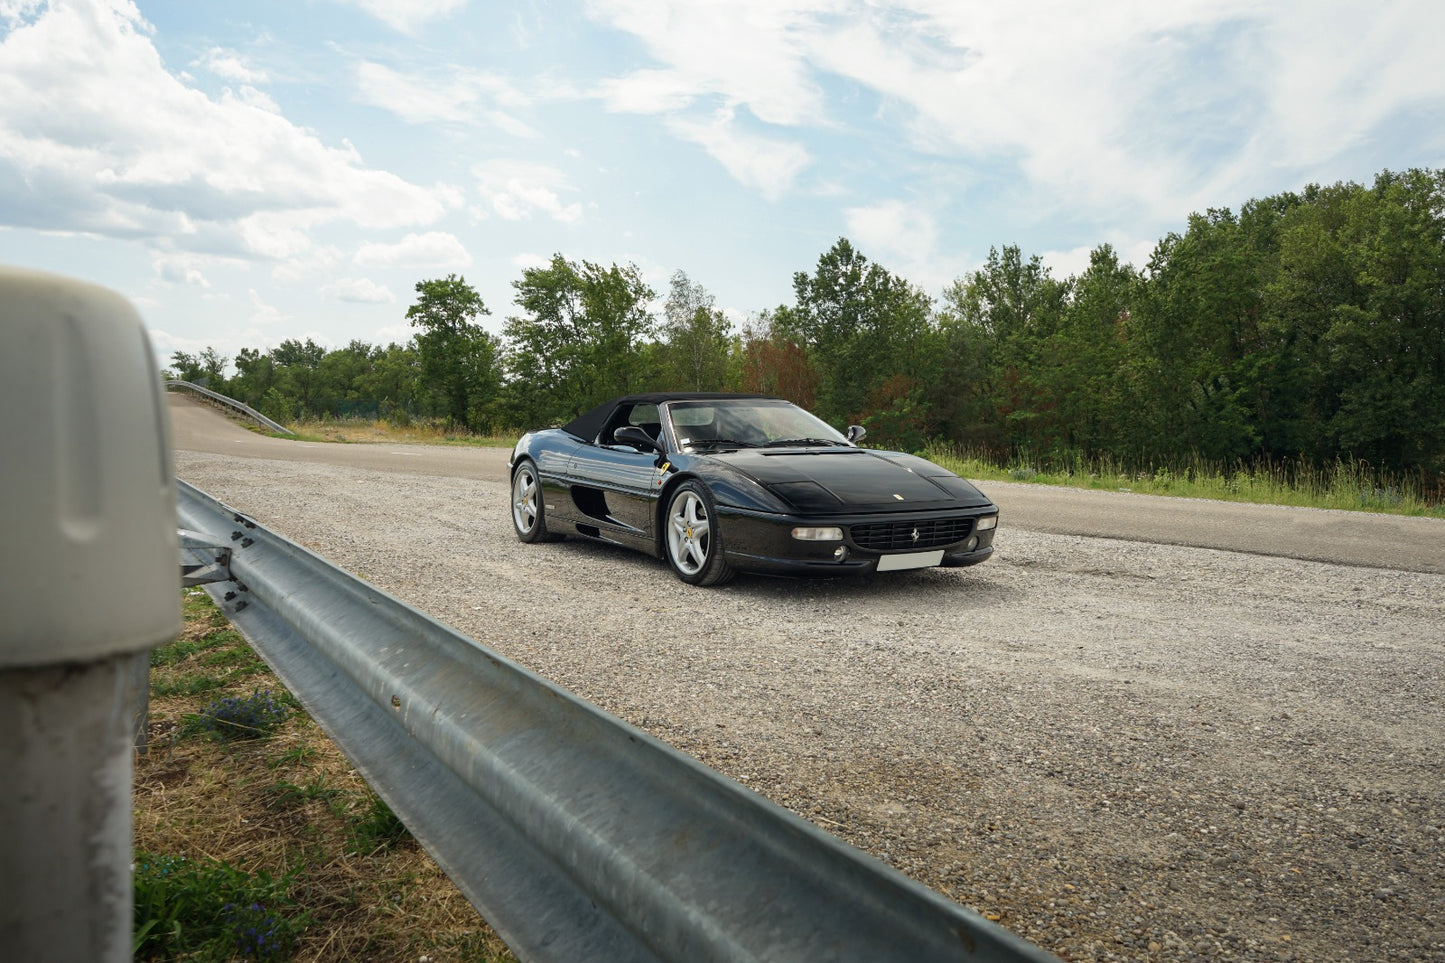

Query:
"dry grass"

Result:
[[136, 590, 517, 961], [277, 416, 516, 448]]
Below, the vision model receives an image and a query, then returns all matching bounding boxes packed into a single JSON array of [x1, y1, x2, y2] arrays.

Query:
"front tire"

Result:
[[664, 481, 734, 586], [512, 461, 559, 543]]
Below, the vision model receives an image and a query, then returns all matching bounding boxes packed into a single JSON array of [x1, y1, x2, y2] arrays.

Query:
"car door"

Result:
[[565, 402, 665, 536]]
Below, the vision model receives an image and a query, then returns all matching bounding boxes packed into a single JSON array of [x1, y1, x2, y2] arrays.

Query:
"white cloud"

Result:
[[1039, 244, 1095, 282], [510, 252, 551, 272], [586, 0, 836, 126], [322, 276, 395, 303], [247, 288, 288, 325], [845, 199, 936, 264], [354, 231, 472, 269], [844, 198, 957, 292], [152, 252, 212, 287], [472, 160, 583, 222], [590, 0, 1445, 229], [194, 46, 267, 84], [595, 69, 696, 114], [667, 107, 811, 202], [339, 0, 468, 34], [371, 321, 414, 344], [354, 61, 538, 136], [0, 0, 451, 261]]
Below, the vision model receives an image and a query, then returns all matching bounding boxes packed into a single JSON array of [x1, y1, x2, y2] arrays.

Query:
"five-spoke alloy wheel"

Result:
[[511, 461, 558, 543], [664, 481, 734, 586]]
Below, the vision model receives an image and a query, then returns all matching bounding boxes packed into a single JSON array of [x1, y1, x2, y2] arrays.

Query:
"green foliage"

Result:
[[347, 792, 412, 855], [176, 166, 1444, 496], [168, 348, 228, 387], [185, 690, 292, 741], [151, 595, 253, 695], [151, 631, 231, 667], [407, 275, 500, 430], [927, 445, 1443, 518], [503, 254, 655, 426], [861, 374, 931, 452], [133, 852, 307, 961], [263, 773, 344, 812], [737, 312, 820, 409], [773, 238, 935, 425], [657, 270, 734, 391], [152, 674, 231, 698]]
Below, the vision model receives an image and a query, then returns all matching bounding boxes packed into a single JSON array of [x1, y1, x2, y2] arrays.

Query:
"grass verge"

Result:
[[247, 413, 1442, 518], [136, 589, 518, 962], [265, 416, 516, 448], [926, 445, 1444, 518]]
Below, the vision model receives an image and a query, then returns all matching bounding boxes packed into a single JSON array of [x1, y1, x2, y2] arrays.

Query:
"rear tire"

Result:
[[663, 481, 735, 586], [512, 461, 560, 543]]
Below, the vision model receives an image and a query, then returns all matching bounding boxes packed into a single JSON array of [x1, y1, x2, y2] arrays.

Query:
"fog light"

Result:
[[833, 546, 848, 561], [792, 526, 843, 541], [976, 514, 998, 531], [966, 535, 979, 551]]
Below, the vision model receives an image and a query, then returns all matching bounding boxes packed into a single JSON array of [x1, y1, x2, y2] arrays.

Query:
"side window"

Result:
[[603, 403, 661, 446], [628, 404, 660, 435]]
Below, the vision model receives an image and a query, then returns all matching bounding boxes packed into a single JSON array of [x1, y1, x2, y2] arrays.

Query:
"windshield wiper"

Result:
[[763, 437, 846, 448], [688, 438, 759, 449]]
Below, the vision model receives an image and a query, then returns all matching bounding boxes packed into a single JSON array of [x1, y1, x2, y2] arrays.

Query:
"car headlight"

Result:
[[976, 514, 998, 531], [792, 526, 843, 541]]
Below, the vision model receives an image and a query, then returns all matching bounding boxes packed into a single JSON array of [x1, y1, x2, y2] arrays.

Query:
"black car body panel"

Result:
[[509, 393, 998, 581]]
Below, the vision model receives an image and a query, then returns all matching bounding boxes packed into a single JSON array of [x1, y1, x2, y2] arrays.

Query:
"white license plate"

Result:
[[875, 550, 945, 572]]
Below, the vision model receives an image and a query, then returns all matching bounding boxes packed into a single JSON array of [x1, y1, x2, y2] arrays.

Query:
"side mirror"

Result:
[[845, 425, 867, 444], [612, 426, 661, 451]]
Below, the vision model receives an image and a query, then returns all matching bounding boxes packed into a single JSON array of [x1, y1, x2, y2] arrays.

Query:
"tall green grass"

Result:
[[926, 445, 1444, 518]]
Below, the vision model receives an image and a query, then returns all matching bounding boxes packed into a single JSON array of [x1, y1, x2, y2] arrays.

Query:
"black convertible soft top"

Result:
[[561, 393, 777, 441]]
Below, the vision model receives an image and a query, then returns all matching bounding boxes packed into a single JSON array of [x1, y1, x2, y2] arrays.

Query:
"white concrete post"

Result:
[[0, 267, 180, 961]]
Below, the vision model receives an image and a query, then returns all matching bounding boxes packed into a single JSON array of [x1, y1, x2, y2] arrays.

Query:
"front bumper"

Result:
[[716, 504, 996, 577]]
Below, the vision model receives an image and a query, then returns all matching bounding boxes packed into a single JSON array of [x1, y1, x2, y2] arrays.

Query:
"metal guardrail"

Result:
[[177, 479, 1060, 963], [165, 380, 293, 434]]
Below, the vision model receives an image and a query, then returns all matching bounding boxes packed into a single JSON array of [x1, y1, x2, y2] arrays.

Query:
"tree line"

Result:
[[169, 168, 1445, 481]]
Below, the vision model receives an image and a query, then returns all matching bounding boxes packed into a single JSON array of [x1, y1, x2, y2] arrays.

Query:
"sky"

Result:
[[2, 0, 1443, 370]]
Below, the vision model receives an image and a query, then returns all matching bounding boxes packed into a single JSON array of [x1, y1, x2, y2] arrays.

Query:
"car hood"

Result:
[[708, 448, 991, 513]]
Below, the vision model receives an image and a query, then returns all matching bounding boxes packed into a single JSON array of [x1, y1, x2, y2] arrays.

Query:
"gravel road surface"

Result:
[[171, 398, 1444, 962]]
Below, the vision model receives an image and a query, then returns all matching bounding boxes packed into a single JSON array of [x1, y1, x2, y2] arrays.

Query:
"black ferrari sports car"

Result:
[[507, 393, 998, 586]]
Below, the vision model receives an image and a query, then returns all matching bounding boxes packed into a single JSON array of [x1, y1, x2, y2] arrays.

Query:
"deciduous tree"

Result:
[[407, 275, 500, 430]]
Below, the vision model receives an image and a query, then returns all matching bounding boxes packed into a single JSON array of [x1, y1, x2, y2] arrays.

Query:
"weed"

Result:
[[153, 674, 230, 698], [269, 744, 319, 769], [151, 629, 238, 667], [348, 792, 413, 855], [186, 690, 292, 741], [133, 852, 306, 961], [263, 773, 345, 812]]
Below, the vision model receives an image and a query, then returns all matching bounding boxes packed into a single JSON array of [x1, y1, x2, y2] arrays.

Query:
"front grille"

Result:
[[849, 517, 974, 551]]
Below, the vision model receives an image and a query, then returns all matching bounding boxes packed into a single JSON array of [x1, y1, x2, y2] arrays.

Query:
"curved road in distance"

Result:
[[168, 392, 1443, 575]]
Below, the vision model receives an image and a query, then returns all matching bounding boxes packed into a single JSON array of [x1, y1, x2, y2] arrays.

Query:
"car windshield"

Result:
[[665, 399, 850, 451]]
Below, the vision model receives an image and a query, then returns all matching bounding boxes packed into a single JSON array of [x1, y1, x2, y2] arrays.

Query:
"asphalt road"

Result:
[[167, 393, 1443, 575]]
